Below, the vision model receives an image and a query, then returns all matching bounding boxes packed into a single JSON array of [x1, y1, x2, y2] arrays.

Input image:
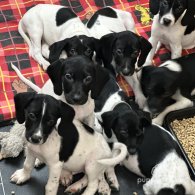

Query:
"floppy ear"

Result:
[[98, 33, 117, 73], [47, 59, 65, 95], [101, 111, 118, 138], [149, 0, 160, 15], [58, 101, 75, 136], [91, 65, 109, 99], [181, 0, 195, 34], [137, 110, 151, 128], [49, 39, 68, 63], [137, 36, 152, 67], [14, 92, 36, 124]]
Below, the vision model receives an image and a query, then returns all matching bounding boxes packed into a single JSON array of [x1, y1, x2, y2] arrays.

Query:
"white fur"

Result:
[[143, 151, 195, 195], [145, 11, 195, 65], [87, 7, 135, 39], [10, 119, 127, 195], [18, 4, 90, 70], [160, 60, 182, 72]]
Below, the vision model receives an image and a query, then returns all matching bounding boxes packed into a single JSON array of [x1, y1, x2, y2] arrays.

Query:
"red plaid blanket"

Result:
[[0, 0, 194, 123]]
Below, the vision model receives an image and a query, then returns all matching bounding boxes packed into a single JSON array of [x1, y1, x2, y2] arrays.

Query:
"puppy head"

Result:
[[14, 92, 75, 144], [150, 0, 187, 26], [99, 31, 152, 76], [47, 56, 109, 105], [49, 35, 100, 64], [101, 109, 151, 155], [142, 66, 178, 114]]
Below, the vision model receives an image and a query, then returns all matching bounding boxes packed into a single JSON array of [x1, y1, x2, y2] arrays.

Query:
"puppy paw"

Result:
[[60, 170, 73, 187], [152, 117, 163, 126], [98, 177, 111, 195], [10, 169, 31, 184], [34, 158, 44, 168]]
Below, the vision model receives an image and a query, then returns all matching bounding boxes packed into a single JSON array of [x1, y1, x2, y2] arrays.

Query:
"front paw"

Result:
[[152, 116, 163, 126], [10, 169, 31, 184]]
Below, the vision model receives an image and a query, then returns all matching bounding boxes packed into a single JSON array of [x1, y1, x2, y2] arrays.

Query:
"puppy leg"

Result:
[[105, 167, 119, 191], [28, 30, 50, 70], [152, 95, 193, 125], [34, 158, 44, 168], [170, 43, 182, 59], [45, 162, 63, 195], [124, 74, 146, 109], [65, 175, 88, 194], [10, 148, 35, 184], [41, 42, 50, 59], [60, 169, 73, 187], [98, 173, 111, 195], [144, 37, 159, 65]]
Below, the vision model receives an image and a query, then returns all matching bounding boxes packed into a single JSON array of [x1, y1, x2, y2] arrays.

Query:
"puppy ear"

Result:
[[137, 36, 152, 67], [181, 0, 195, 33], [58, 101, 75, 136], [47, 59, 65, 95], [49, 39, 68, 63], [149, 0, 160, 15], [91, 37, 102, 65], [101, 111, 118, 138], [99, 33, 117, 71], [14, 92, 36, 124], [137, 110, 151, 128], [91, 65, 109, 99]]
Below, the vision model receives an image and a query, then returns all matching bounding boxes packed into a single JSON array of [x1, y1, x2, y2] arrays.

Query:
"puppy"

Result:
[[97, 31, 152, 108], [10, 92, 127, 195], [123, 124, 195, 195], [95, 73, 151, 155], [11, 56, 108, 128], [49, 35, 100, 64], [139, 53, 195, 125], [18, 4, 91, 69], [86, 6, 135, 39], [145, 0, 195, 65]]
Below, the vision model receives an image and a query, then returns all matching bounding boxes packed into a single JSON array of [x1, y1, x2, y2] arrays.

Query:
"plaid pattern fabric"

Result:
[[0, 0, 195, 123]]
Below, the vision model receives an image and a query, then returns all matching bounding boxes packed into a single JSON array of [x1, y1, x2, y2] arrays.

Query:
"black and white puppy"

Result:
[[10, 92, 127, 195], [145, 0, 195, 65], [48, 35, 100, 64], [12, 56, 109, 128], [97, 31, 152, 108], [139, 53, 195, 125], [86, 6, 135, 39], [95, 72, 151, 155], [18, 4, 91, 69], [123, 124, 195, 195]]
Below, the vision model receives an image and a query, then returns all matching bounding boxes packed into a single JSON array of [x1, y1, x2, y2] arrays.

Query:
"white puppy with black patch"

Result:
[[145, 0, 195, 65], [18, 4, 90, 69], [11, 92, 127, 195]]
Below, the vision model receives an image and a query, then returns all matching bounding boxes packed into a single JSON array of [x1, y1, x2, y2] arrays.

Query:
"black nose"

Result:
[[128, 147, 137, 155], [31, 135, 42, 144], [163, 18, 171, 26], [72, 94, 82, 103], [122, 68, 132, 76]]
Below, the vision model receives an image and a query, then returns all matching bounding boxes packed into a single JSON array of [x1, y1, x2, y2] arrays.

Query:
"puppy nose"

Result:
[[128, 147, 137, 155], [31, 134, 42, 144], [163, 18, 171, 26], [122, 68, 131, 76], [73, 94, 82, 103]]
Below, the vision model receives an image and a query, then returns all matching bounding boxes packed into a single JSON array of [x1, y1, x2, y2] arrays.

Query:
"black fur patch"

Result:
[[87, 7, 117, 28], [82, 122, 94, 134], [56, 8, 77, 26], [157, 184, 186, 195]]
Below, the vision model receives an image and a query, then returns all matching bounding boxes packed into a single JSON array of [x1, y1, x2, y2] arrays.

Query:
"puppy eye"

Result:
[[65, 73, 73, 81], [84, 76, 92, 84], [116, 49, 123, 56], [28, 113, 36, 121], [47, 120, 55, 126], [85, 48, 92, 56], [70, 48, 76, 55], [162, 0, 168, 6], [120, 130, 128, 137]]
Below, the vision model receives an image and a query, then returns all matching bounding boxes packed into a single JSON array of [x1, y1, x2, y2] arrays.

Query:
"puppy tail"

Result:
[[97, 142, 127, 166], [11, 63, 41, 93], [18, 20, 32, 50]]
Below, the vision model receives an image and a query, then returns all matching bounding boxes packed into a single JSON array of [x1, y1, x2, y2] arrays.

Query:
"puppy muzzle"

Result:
[[29, 134, 44, 144]]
